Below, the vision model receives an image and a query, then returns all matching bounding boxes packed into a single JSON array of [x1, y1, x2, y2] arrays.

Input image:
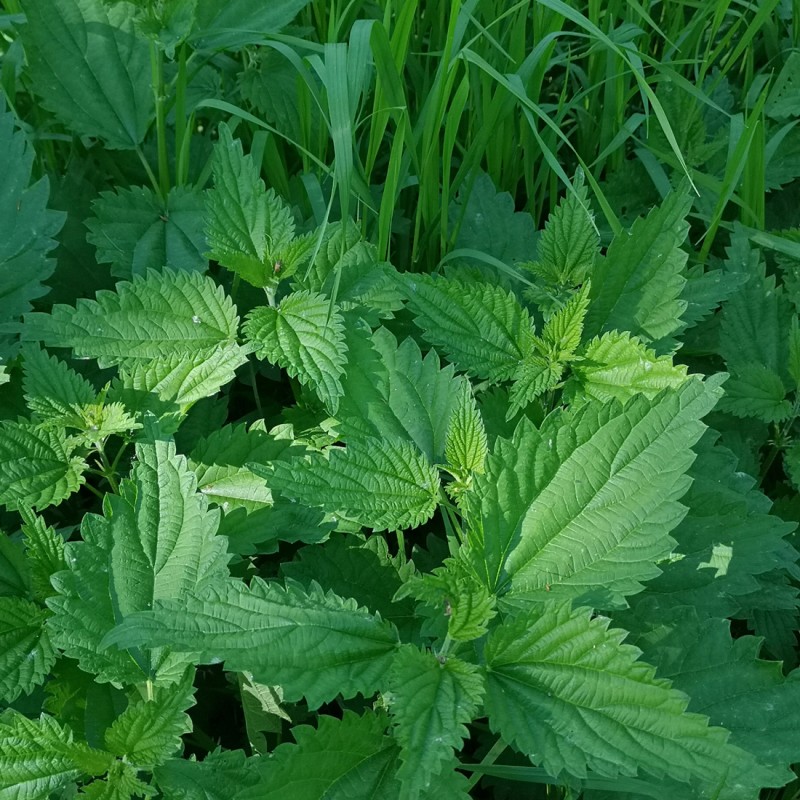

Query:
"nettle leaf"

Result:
[[465, 376, 724, 605], [205, 123, 312, 287], [445, 379, 488, 478], [262, 435, 440, 532], [86, 185, 207, 280], [237, 711, 401, 800], [585, 182, 692, 344], [449, 171, 538, 266], [719, 269, 793, 382], [19, 0, 153, 149], [629, 432, 797, 619], [22, 345, 95, 426], [397, 273, 534, 382], [507, 356, 562, 419], [190, 0, 311, 50], [526, 170, 598, 286], [484, 602, 741, 785], [636, 610, 799, 792], [102, 577, 400, 709], [0, 597, 56, 704], [0, 712, 113, 798], [104, 669, 196, 769], [282, 535, 418, 640], [0, 422, 87, 511], [80, 760, 151, 799], [21, 511, 68, 603], [155, 749, 262, 800], [0, 101, 64, 350], [46, 437, 229, 685], [189, 422, 305, 513], [717, 363, 793, 422], [339, 324, 464, 464], [0, 533, 29, 597], [541, 281, 591, 360], [23, 269, 241, 368], [244, 291, 347, 414], [398, 559, 496, 642], [114, 341, 248, 413], [566, 330, 689, 404], [388, 647, 484, 798]]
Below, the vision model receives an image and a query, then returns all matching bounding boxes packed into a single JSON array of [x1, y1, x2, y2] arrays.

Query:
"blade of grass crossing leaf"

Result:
[[699, 86, 769, 262], [378, 119, 406, 263]]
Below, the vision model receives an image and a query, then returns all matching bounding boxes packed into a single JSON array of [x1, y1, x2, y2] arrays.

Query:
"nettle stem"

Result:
[[150, 41, 170, 198]]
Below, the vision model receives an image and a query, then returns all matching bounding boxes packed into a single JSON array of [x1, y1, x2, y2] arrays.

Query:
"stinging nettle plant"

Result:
[[2, 1, 800, 799]]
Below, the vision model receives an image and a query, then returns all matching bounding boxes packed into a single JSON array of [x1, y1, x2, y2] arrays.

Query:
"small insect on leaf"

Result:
[[273, 260, 283, 274]]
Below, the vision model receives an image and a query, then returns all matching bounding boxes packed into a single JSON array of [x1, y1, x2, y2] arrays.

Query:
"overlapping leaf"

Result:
[[0, 597, 56, 704], [0, 422, 86, 511], [87, 185, 207, 280], [0, 101, 64, 355], [388, 647, 483, 798], [261, 435, 439, 531], [46, 437, 229, 685], [189, 422, 305, 513], [484, 602, 743, 785], [0, 712, 112, 799], [104, 669, 196, 769], [465, 376, 724, 606], [24, 269, 240, 367], [396, 274, 534, 382], [338, 324, 464, 463], [205, 124, 312, 287], [20, 0, 153, 149], [585, 183, 692, 344], [244, 291, 347, 413], [101, 577, 400, 708]]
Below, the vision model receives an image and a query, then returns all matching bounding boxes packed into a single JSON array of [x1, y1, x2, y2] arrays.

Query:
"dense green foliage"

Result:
[[2, 0, 800, 797]]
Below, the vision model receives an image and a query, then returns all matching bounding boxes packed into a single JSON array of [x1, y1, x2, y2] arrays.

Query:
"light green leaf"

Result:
[[585, 183, 692, 343], [101, 577, 400, 709], [22, 345, 95, 426], [86, 185, 207, 280], [567, 330, 689, 404], [205, 123, 312, 287], [445, 379, 488, 478], [465, 376, 724, 605], [104, 669, 195, 769], [528, 170, 598, 286], [20, 0, 153, 149], [388, 648, 483, 798], [79, 760, 151, 800], [484, 602, 741, 784], [339, 324, 464, 464], [508, 356, 562, 418], [262, 435, 439, 532], [0, 101, 63, 353], [718, 364, 792, 422], [0, 422, 86, 511], [115, 341, 248, 412], [541, 281, 592, 360], [0, 712, 112, 798], [155, 749, 261, 800], [397, 560, 496, 642], [244, 291, 347, 414], [397, 273, 534, 382], [189, 422, 305, 513], [23, 269, 242, 368], [190, 0, 311, 50], [46, 436, 229, 685], [0, 597, 56, 704]]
